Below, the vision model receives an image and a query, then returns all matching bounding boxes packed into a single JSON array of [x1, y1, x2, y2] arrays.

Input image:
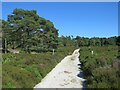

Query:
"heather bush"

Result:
[[80, 46, 119, 88]]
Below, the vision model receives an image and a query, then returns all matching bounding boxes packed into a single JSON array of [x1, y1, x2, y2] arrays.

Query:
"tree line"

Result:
[[59, 35, 118, 47], [1, 8, 120, 54]]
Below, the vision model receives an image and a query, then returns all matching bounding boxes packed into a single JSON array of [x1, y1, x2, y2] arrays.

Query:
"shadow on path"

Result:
[[77, 64, 87, 90]]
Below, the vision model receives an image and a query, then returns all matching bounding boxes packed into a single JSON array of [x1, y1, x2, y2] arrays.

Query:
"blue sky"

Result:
[[2, 2, 118, 38]]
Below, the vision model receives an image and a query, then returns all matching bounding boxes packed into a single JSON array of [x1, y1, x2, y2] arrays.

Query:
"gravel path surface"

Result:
[[34, 49, 85, 88]]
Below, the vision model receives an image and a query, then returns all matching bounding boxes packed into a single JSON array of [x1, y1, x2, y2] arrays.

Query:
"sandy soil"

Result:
[[34, 49, 85, 88]]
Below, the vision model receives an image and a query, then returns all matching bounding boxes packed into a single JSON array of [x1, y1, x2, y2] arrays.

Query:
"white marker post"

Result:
[[91, 50, 93, 55]]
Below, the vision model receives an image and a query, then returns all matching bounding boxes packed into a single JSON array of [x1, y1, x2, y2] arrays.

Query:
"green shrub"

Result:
[[2, 47, 74, 88], [25, 64, 43, 82], [91, 67, 118, 88], [80, 46, 119, 88], [3, 64, 37, 88]]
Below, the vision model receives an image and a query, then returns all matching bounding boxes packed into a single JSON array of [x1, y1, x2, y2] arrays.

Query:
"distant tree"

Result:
[[89, 38, 96, 46], [59, 36, 68, 47], [108, 36, 117, 45], [95, 38, 101, 46], [75, 36, 84, 46]]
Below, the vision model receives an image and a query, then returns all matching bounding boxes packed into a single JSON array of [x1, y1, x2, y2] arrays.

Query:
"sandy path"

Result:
[[34, 49, 85, 88]]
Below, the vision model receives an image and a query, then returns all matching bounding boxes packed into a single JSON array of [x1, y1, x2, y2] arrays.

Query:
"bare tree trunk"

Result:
[[5, 38, 7, 53]]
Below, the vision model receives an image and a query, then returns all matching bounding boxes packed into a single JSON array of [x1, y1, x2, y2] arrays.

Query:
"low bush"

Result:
[[2, 46, 75, 88], [80, 46, 119, 88]]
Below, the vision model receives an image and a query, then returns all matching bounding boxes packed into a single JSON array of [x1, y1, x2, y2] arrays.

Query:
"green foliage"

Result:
[[80, 46, 119, 88], [74, 36, 117, 47], [2, 47, 74, 88], [24, 65, 42, 81], [58, 36, 76, 47], [2, 8, 59, 53], [2, 54, 53, 87], [90, 67, 118, 88], [3, 64, 37, 88]]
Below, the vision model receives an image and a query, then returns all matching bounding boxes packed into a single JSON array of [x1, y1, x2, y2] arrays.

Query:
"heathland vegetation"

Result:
[[1, 9, 120, 88]]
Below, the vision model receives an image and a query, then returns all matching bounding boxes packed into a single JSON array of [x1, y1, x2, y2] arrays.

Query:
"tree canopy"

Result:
[[2, 8, 59, 53]]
